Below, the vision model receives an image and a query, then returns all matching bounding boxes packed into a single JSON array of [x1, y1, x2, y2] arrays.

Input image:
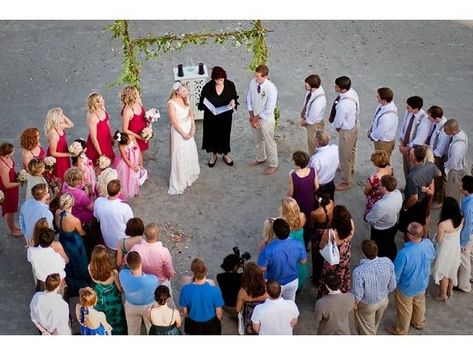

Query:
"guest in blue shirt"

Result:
[[19, 183, 53, 244], [119, 251, 159, 335], [457, 175, 473, 292], [257, 218, 307, 302], [179, 258, 224, 335], [387, 222, 435, 335]]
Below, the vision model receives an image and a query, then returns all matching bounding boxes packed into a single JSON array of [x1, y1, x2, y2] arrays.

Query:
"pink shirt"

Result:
[[131, 240, 176, 282], [62, 184, 93, 224]]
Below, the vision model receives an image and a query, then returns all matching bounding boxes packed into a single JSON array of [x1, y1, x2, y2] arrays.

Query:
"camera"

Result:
[[233, 247, 251, 267]]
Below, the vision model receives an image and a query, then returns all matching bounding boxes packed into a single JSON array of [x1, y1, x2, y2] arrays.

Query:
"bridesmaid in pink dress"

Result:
[[45, 107, 74, 182], [0, 143, 22, 237], [112, 131, 142, 200], [120, 85, 149, 153], [20, 127, 45, 171], [85, 93, 115, 165]]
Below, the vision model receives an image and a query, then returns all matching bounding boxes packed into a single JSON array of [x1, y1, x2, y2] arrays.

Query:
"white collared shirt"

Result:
[[429, 116, 449, 157], [30, 291, 71, 335], [369, 101, 398, 142], [366, 190, 403, 230], [304, 87, 326, 124], [309, 144, 339, 184], [398, 109, 431, 147], [332, 88, 360, 130], [445, 129, 468, 175], [27, 246, 66, 281], [246, 78, 278, 120]]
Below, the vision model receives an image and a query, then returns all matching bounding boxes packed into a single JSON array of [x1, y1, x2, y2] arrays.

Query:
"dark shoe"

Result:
[[208, 156, 217, 168], [222, 155, 234, 166]]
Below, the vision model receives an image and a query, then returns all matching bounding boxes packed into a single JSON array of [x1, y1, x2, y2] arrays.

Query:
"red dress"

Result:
[[123, 104, 149, 152], [33, 146, 46, 160], [86, 111, 116, 165], [0, 157, 19, 216], [47, 129, 71, 182]]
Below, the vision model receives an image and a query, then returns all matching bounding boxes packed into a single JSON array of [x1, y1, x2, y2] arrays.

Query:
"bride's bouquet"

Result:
[[145, 108, 160, 124], [141, 127, 153, 142], [97, 155, 111, 170], [68, 141, 83, 157], [43, 156, 56, 171], [16, 169, 28, 185], [0, 190, 5, 203]]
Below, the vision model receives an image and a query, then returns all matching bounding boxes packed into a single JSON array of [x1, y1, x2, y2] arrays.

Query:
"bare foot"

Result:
[[249, 159, 266, 166], [264, 166, 278, 175], [335, 183, 351, 191]]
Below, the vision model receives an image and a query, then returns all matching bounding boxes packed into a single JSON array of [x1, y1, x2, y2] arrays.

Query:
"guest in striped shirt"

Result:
[[352, 240, 396, 335]]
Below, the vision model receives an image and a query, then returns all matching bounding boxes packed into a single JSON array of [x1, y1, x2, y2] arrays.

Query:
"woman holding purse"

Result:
[[317, 205, 355, 299]]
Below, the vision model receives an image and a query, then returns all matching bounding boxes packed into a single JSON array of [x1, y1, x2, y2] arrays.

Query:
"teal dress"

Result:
[[58, 211, 91, 297], [93, 281, 127, 335], [290, 228, 308, 291]]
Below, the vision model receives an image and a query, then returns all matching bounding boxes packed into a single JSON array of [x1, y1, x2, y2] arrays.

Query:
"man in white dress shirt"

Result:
[[300, 74, 326, 156], [247, 64, 278, 175], [328, 76, 360, 191], [309, 129, 339, 200], [366, 175, 403, 261], [94, 179, 134, 263], [444, 119, 469, 203], [367, 87, 398, 160], [398, 96, 432, 177], [426, 106, 450, 208]]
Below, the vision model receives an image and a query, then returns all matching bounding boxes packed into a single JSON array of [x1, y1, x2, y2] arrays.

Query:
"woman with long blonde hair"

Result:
[[89, 244, 127, 334], [85, 92, 115, 165], [167, 81, 200, 195], [280, 196, 308, 291], [120, 85, 149, 152], [45, 107, 74, 181]]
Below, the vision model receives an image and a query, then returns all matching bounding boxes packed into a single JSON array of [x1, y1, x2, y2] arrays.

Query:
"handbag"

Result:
[[319, 229, 340, 265], [237, 312, 244, 335]]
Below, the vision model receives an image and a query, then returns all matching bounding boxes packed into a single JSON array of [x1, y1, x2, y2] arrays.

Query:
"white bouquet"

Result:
[[68, 141, 83, 157], [97, 155, 111, 170], [16, 169, 28, 185], [141, 127, 153, 142], [145, 108, 160, 124], [0, 190, 5, 203], [43, 156, 56, 170]]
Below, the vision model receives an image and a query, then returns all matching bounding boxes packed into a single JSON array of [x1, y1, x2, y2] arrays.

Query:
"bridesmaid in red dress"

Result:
[[120, 85, 149, 153], [0, 142, 22, 237], [20, 128, 45, 171], [45, 107, 74, 182], [85, 92, 115, 165]]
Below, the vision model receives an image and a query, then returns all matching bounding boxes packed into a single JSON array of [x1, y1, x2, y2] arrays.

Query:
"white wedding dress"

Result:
[[168, 100, 200, 195]]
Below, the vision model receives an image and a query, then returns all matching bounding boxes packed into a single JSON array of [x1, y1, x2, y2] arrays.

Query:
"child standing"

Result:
[[71, 139, 96, 196], [76, 287, 112, 335], [113, 131, 143, 200]]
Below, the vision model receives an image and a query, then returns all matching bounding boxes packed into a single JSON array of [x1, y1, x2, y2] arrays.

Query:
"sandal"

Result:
[[208, 156, 217, 168], [222, 155, 234, 166]]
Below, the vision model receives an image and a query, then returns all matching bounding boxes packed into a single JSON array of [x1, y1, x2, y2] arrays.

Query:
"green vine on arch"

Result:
[[108, 20, 270, 91]]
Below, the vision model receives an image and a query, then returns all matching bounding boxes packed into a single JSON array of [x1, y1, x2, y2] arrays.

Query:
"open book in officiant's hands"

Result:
[[203, 98, 233, 116]]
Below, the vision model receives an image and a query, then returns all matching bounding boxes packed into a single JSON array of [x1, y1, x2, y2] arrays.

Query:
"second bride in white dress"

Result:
[[167, 81, 200, 195]]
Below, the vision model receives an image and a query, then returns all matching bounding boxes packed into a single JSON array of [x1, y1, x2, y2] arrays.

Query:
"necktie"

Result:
[[372, 106, 383, 129], [328, 95, 340, 123], [402, 114, 416, 145], [257, 84, 261, 94], [300, 91, 312, 118], [426, 123, 437, 146]]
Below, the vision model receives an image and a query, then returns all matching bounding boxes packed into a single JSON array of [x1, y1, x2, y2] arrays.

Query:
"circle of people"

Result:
[[1, 64, 472, 335]]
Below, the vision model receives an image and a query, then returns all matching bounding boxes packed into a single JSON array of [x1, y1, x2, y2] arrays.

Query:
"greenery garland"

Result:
[[108, 20, 270, 91]]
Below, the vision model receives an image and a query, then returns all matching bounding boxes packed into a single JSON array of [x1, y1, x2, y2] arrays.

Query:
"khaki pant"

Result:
[[433, 156, 447, 203], [393, 288, 426, 335], [355, 296, 389, 335], [338, 123, 359, 185], [124, 300, 156, 335], [374, 140, 395, 161], [446, 169, 466, 204], [457, 237, 473, 292], [306, 121, 325, 156], [253, 118, 278, 168]]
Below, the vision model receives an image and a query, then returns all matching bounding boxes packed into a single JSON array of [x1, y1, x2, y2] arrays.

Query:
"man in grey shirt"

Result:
[[366, 175, 403, 261]]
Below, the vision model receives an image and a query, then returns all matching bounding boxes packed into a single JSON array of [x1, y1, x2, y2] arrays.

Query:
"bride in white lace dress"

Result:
[[167, 81, 200, 195]]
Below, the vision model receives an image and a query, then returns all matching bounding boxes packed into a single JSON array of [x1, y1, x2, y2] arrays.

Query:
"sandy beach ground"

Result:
[[0, 20, 472, 335]]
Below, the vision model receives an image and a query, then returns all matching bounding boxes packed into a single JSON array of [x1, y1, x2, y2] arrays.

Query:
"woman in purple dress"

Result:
[[287, 150, 319, 247]]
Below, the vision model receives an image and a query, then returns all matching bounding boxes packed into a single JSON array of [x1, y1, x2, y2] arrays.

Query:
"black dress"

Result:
[[198, 79, 239, 154]]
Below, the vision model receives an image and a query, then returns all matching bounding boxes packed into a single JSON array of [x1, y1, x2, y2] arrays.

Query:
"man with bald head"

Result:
[[387, 222, 435, 335], [444, 119, 469, 203]]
